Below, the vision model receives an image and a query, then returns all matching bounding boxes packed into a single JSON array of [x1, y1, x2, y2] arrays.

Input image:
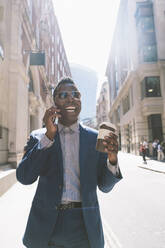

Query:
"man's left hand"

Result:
[[102, 132, 118, 165]]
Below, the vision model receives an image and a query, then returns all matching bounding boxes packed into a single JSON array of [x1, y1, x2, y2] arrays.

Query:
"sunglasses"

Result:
[[57, 91, 81, 100]]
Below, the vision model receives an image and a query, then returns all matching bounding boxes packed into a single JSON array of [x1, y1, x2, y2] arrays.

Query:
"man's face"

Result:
[[54, 83, 81, 126]]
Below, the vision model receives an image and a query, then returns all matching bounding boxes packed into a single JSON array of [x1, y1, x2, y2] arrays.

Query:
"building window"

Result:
[[0, 43, 4, 60], [36, 24, 40, 49], [0, 111, 2, 138], [115, 106, 120, 122], [52, 57, 54, 75], [0, 125, 2, 138], [141, 76, 161, 99], [52, 35, 55, 43], [135, 2, 157, 63], [57, 53, 60, 64], [148, 114, 163, 142], [130, 86, 134, 106], [122, 94, 130, 115], [28, 69, 34, 92], [27, 0, 32, 23], [137, 16, 154, 32], [142, 45, 157, 62], [57, 35, 60, 45]]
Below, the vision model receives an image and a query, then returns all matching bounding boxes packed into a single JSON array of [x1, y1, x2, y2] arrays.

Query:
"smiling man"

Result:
[[16, 77, 122, 248]]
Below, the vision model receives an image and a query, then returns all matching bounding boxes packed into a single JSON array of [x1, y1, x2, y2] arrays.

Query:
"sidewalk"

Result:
[[138, 157, 165, 174], [0, 181, 36, 248], [0, 164, 17, 196], [122, 152, 165, 174]]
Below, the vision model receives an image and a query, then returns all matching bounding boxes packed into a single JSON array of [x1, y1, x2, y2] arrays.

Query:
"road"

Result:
[[0, 152, 165, 248], [99, 152, 165, 248]]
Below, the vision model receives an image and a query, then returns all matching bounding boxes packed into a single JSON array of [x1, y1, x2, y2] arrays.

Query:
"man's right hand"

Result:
[[43, 106, 61, 141]]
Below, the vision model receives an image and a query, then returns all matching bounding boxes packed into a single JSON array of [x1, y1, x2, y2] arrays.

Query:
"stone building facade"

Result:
[[96, 80, 110, 129], [106, 0, 165, 155], [0, 0, 71, 166]]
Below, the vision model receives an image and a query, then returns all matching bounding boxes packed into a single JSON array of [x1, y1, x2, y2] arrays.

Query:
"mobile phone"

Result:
[[54, 116, 59, 125], [53, 105, 59, 125]]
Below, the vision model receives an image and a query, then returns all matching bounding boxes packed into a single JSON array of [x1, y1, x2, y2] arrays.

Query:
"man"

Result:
[[152, 139, 158, 160], [157, 142, 164, 161], [140, 140, 148, 164], [16, 77, 122, 248]]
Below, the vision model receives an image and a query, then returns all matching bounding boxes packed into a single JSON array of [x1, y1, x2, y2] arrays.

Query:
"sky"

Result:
[[53, 0, 120, 91]]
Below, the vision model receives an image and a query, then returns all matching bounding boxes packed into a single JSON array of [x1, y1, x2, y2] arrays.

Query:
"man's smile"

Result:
[[65, 106, 76, 112]]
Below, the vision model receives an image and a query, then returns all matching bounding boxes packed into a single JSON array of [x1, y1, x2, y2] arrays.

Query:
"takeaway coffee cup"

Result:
[[96, 122, 117, 153]]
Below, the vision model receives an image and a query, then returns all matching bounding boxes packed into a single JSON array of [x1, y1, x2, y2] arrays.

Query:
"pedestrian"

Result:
[[152, 139, 158, 160], [16, 77, 122, 248], [157, 142, 164, 161], [140, 140, 148, 164], [161, 141, 165, 159]]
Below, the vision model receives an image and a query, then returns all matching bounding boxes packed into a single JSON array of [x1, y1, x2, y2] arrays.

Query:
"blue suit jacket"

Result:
[[16, 124, 122, 248]]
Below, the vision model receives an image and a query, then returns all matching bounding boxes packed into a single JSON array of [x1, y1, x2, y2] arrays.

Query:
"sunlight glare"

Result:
[[53, 0, 120, 80]]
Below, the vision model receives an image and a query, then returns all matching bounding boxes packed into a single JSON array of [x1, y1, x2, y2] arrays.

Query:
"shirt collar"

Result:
[[58, 121, 79, 133]]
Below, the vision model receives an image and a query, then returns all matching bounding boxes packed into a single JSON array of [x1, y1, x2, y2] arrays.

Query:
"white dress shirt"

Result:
[[39, 122, 119, 202]]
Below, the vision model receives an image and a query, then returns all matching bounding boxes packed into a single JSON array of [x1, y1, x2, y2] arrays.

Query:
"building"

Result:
[[96, 80, 110, 128], [106, 0, 165, 155], [70, 63, 98, 125], [0, 0, 71, 166]]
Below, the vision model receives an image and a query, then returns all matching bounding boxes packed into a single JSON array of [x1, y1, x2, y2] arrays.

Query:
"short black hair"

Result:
[[53, 77, 76, 99]]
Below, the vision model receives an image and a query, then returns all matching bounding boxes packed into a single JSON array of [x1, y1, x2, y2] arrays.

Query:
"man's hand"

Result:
[[43, 106, 61, 141], [102, 132, 118, 165]]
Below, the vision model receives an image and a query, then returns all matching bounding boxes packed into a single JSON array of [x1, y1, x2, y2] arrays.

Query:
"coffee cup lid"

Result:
[[99, 122, 116, 130]]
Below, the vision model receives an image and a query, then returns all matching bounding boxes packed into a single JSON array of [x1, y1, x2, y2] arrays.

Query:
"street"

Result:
[[99, 152, 165, 248], [0, 152, 165, 248]]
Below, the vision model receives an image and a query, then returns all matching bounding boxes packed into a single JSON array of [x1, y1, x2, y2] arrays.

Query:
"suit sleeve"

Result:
[[97, 152, 122, 193], [16, 134, 54, 185]]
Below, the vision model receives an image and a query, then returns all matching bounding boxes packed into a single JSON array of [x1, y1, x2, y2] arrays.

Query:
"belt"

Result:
[[57, 202, 82, 210]]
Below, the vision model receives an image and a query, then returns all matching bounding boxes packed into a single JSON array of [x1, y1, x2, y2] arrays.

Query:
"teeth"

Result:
[[65, 106, 75, 109], [65, 106, 76, 111], [67, 110, 75, 112]]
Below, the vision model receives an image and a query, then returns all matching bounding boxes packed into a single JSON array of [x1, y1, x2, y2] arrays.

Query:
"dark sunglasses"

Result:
[[57, 91, 81, 100]]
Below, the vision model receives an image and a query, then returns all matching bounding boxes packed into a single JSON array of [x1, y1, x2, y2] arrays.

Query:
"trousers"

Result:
[[157, 150, 164, 161], [48, 207, 91, 248]]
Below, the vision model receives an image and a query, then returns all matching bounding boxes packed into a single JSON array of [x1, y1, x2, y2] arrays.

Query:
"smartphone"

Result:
[[53, 105, 59, 125], [54, 116, 59, 125]]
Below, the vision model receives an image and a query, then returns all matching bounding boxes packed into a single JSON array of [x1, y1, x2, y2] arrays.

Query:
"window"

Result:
[[0, 112, 2, 138], [57, 53, 60, 64], [132, 86, 134, 106], [122, 95, 130, 115], [0, 43, 4, 60], [148, 114, 163, 142], [117, 106, 120, 121], [135, 3, 153, 21], [0, 125, 2, 138], [36, 24, 40, 49], [141, 76, 161, 99], [51, 57, 54, 75], [28, 70, 34, 92], [27, 0, 32, 23], [142, 45, 157, 62], [52, 36, 55, 43], [140, 17, 154, 32], [136, 2, 157, 63]]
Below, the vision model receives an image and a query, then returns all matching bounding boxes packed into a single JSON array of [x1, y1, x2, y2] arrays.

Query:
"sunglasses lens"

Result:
[[72, 91, 80, 98], [58, 91, 80, 99], [58, 92, 67, 99]]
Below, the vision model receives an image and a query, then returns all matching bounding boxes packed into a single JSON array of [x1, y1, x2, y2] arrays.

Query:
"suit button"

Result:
[[59, 185, 62, 189]]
